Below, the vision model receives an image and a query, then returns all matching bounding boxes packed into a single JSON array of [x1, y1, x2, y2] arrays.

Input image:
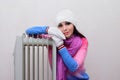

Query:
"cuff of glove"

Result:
[[57, 44, 65, 50]]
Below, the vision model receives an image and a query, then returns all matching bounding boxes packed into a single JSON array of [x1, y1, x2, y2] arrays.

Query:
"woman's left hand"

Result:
[[25, 26, 66, 40]]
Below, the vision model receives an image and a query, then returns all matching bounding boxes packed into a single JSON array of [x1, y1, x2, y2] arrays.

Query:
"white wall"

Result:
[[0, 0, 120, 80]]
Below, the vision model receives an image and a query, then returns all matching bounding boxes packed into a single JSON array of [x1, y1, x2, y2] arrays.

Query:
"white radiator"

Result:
[[14, 34, 56, 80]]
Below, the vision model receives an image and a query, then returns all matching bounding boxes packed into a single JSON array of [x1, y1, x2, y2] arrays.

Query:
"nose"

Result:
[[63, 25, 67, 31]]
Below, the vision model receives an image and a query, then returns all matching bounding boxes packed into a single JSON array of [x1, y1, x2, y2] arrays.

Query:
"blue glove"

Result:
[[58, 47, 78, 72], [26, 26, 48, 35]]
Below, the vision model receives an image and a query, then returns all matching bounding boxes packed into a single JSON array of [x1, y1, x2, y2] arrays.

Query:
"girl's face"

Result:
[[58, 21, 74, 38]]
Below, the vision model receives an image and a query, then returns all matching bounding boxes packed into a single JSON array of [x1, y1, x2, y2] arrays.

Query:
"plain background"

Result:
[[0, 0, 120, 80]]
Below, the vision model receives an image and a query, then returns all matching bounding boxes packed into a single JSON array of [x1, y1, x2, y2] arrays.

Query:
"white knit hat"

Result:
[[55, 9, 78, 28]]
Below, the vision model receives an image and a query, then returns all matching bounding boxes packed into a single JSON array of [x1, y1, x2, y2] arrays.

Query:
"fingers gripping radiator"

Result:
[[14, 34, 56, 80]]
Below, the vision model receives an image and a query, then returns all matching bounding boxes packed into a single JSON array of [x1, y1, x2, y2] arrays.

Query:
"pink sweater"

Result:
[[68, 38, 88, 78]]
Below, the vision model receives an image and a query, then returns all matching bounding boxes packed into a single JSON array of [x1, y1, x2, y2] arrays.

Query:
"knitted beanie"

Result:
[[55, 9, 78, 28]]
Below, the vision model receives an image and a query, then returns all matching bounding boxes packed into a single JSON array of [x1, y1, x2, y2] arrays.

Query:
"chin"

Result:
[[65, 34, 73, 38], [65, 35, 71, 38]]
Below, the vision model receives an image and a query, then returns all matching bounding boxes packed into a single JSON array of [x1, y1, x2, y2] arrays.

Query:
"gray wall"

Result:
[[0, 0, 120, 80]]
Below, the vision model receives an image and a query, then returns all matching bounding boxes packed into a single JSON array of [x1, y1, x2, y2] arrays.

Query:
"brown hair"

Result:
[[73, 26, 85, 38]]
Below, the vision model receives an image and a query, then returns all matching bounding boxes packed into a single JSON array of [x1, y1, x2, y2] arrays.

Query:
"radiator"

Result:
[[14, 34, 56, 80]]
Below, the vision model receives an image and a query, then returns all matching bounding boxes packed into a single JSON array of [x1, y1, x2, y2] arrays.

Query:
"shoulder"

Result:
[[82, 38, 88, 44], [81, 38, 88, 48]]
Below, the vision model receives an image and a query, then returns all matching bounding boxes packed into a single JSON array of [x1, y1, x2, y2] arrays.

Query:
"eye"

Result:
[[65, 22, 71, 25], [58, 23, 63, 27]]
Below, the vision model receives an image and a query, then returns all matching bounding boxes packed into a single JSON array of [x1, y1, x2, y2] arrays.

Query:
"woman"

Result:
[[26, 10, 89, 80]]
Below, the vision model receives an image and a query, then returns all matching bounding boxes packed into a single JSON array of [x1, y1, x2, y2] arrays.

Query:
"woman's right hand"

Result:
[[51, 35, 64, 47]]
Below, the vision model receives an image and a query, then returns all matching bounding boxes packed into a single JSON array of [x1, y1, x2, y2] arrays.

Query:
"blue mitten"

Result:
[[58, 46, 78, 72], [26, 26, 48, 35]]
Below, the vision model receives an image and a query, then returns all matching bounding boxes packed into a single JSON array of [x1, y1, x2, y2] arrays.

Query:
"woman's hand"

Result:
[[25, 26, 65, 40], [51, 35, 64, 47], [47, 27, 65, 40]]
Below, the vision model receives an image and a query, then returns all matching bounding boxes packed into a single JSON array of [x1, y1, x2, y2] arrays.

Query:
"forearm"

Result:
[[26, 26, 48, 35], [58, 45, 79, 72]]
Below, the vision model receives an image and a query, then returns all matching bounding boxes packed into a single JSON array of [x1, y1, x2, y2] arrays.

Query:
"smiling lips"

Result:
[[64, 32, 69, 35]]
